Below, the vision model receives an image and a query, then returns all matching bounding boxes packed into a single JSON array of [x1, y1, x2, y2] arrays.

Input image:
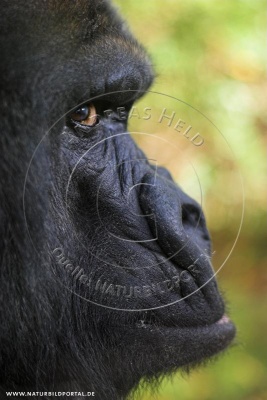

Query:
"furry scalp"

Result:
[[0, 1, 235, 399]]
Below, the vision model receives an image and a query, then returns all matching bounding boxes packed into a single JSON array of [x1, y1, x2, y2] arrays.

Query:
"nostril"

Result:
[[181, 203, 211, 245], [182, 204, 203, 227]]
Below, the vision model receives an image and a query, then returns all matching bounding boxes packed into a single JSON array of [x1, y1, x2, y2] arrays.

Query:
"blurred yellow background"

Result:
[[114, 1, 267, 399]]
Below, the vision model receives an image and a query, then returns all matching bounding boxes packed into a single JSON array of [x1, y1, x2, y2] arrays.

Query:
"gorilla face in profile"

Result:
[[0, 1, 235, 399]]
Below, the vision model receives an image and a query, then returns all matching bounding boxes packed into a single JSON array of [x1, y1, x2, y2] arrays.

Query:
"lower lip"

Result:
[[217, 315, 230, 325]]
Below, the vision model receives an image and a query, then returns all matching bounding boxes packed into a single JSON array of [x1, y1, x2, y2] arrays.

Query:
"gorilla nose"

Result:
[[139, 166, 212, 273]]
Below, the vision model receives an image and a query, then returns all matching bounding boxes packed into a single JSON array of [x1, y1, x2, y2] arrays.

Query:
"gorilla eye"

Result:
[[70, 103, 98, 126]]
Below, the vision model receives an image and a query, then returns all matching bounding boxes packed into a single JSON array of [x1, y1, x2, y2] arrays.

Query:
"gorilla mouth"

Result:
[[129, 312, 236, 370], [195, 314, 235, 348], [213, 315, 236, 344], [209, 314, 235, 339], [149, 313, 236, 357], [143, 313, 234, 334]]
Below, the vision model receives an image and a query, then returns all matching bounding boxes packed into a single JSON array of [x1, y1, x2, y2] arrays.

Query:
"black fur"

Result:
[[0, 1, 235, 399]]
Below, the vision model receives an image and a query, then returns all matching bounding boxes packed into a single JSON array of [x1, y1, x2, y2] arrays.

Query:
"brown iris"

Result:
[[70, 103, 98, 126]]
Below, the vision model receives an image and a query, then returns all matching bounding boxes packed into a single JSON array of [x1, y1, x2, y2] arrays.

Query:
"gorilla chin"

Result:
[[0, 0, 235, 399]]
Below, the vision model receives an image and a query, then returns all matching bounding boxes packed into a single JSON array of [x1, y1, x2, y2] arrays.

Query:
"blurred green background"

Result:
[[114, 1, 267, 399]]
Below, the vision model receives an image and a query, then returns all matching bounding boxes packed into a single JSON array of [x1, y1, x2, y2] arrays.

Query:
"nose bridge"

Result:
[[108, 134, 212, 263]]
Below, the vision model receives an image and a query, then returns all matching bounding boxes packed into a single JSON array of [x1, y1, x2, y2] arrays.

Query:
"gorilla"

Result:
[[0, 1, 235, 399]]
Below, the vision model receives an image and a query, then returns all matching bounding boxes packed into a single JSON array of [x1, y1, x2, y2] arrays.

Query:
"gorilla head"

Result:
[[0, 1, 235, 399]]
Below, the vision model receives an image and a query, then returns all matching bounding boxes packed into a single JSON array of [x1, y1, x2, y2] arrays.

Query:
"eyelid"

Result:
[[70, 121, 99, 138]]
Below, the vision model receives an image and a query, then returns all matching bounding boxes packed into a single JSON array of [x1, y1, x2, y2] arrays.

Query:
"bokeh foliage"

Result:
[[114, 0, 267, 399]]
